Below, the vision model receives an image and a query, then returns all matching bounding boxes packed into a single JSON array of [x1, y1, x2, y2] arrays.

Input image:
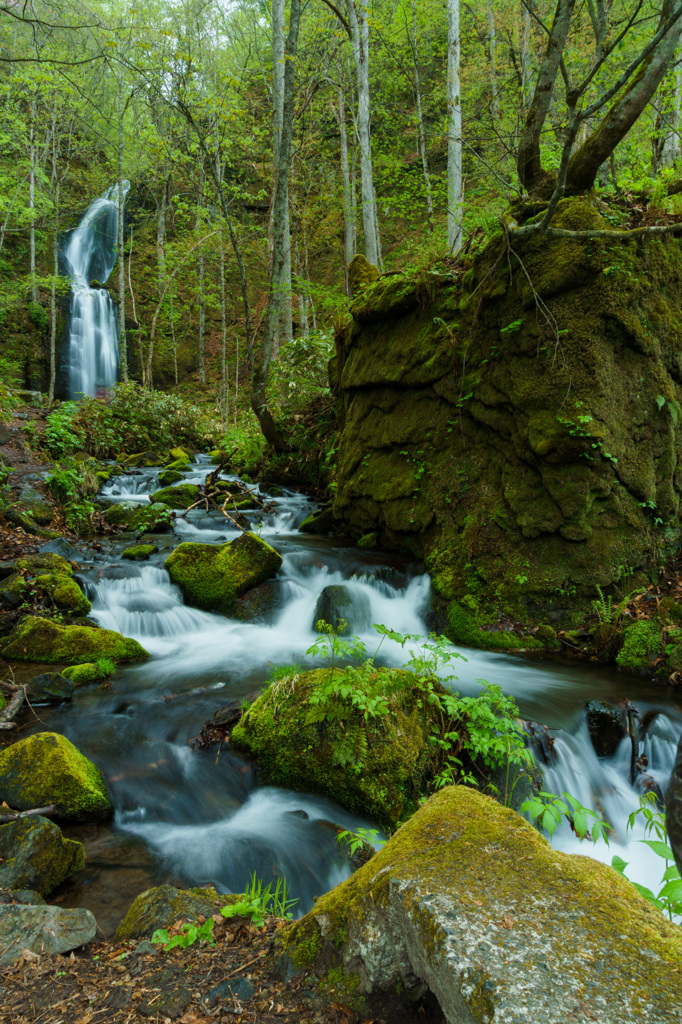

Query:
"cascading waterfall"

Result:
[[61, 181, 130, 400], [35, 457, 682, 932]]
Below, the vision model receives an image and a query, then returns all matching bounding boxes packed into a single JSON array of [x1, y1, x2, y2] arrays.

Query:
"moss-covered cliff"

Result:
[[333, 198, 682, 632]]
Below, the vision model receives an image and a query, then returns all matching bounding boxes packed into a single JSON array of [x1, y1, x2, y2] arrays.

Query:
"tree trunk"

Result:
[[216, 147, 229, 428], [117, 70, 128, 384], [516, 0, 576, 192], [157, 173, 168, 299], [197, 163, 206, 387], [347, 1, 380, 267], [660, 67, 682, 168], [447, 0, 463, 254], [410, 0, 434, 233], [567, 5, 682, 191], [271, 0, 293, 352], [486, 0, 500, 123], [49, 179, 58, 404], [520, 0, 533, 108], [29, 97, 38, 304], [335, 85, 355, 290], [252, 0, 301, 451]]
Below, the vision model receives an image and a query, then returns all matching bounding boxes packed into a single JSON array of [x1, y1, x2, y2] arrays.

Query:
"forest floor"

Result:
[[0, 914, 382, 1024]]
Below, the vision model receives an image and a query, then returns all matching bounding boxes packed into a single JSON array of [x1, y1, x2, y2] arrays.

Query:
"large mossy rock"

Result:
[[0, 905, 96, 966], [333, 197, 682, 631], [104, 501, 173, 533], [149, 483, 200, 509], [0, 815, 85, 894], [313, 584, 371, 635], [0, 615, 149, 664], [231, 668, 444, 830], [116, 884, 228, 941], [27, 671, 74, 703], [0, 553, 90, 617], [0, 733, 113, 822], [283, 786, 682, 1022], [164, 532, 282, 614]]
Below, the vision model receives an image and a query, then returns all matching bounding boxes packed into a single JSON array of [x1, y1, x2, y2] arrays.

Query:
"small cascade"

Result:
[[61, 181, 130, 400]]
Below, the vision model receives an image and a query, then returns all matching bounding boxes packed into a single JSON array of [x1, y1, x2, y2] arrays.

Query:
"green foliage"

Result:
[[522, 791, 610, 844], [336, 827, 383, 856], [611, 793, 682, 922], [152, 918, 215, 951], [220, 874, 297, 928], [269, 331, 335, 418], [215, 416, 264, 475]]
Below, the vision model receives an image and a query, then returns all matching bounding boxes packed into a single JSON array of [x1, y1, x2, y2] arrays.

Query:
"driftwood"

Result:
[[0, 804, 56, 824], [180, 454, 274, 529], [0, 680, 25, 729]]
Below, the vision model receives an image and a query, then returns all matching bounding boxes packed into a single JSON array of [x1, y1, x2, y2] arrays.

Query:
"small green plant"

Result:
[[95, 657, 115, 677], [611, 793, 682, 921], [522, 791, 610, 843], [269, 662, 302, 682], [336, 826, 383, 856], [220, 873, 297, 928], [151, 917, 216, 951]]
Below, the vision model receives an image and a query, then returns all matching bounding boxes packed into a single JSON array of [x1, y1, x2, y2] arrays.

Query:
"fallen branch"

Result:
[[0, 683, 25, 724], [0, 804, 56, 824]]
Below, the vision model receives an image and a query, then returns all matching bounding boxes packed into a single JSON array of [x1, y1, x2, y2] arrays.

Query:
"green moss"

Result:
[[104, 502, 173, 533], [231, 668, 443, 831], [168, 446, 192, 463], [34, 574, 91, 616], [62, 662, 107, 685], [616, 619, 663, 672], [149, 483, 200, 509], [0, 615, 149, 664], [283, 786, 682, 1015], [348, 254, 380, 297], [299, 508, 337, 535], [116, 884, 231, 941], [158, 469, 183, 487], [121, 543, 157, 561], [0, 732, 113, 822], [0, 816, 85, 896], [357, 532, 378, 550], [446, 601, 542, 652], [164, 532, 283, 614]]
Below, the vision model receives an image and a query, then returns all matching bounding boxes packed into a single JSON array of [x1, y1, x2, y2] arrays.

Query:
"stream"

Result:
[[27, 456, 682, 934]]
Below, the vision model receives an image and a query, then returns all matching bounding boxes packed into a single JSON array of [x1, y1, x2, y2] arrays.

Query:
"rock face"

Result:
[[231, 668, 446, 830], [164, 532, 283, 614], [116, 884, 228, 941], [0, 816, 85, 894], [284, 786, 682, 1023], [0, 733, 114, 822], [0, 905, 96, 966], [333, 197, 682, 631], [0, 615, 149, 663]]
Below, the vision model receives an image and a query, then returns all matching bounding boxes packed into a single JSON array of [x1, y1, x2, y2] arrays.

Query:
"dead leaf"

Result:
[[500, 914, 514, 929]]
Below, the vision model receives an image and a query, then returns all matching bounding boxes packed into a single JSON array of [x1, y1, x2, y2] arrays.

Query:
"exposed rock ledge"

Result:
[[284, 786, 682, 1023]]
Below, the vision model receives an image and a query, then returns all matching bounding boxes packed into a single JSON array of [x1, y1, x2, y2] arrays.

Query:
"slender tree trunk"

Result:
[[520, 1, 532, 108], [252, 0, 301, 450], [156, 173, 168, 299], [660, 68, 682, 167], [410, 0, 434, 233], [517, 0, 576, 192], [567, 5, 682, 191], [235, 334, 239, 426], [486, 0, 500, 123], [196, 163, 206, 386], [49, 178, 58, 404], [336, 86, 355, 290], [347, 1, 380, 267], [447, 0, 463, 254], [29, 97, 38, 304], [216, 145, 229, 428], [117, 69, 128, 384], [271, 0, 293, 352], [170, 292, 178, 386]]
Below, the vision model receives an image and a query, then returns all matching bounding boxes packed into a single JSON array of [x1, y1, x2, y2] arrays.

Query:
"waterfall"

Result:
[[61, 181, 130, 400]]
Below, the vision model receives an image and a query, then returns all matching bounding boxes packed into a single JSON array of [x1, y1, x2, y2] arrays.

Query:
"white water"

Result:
[[43, 460, 682, 926], [62, 182, 130, 400]]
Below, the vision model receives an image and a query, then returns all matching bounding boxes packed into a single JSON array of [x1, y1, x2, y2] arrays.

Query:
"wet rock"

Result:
[[116, 451, 166, 468], [165, 532, 282, 615], [168, 446, 191, 463], [27, 672, 74, 703], [0, 889, 46, 905], [158, 469, 183, 487], [0, 574, 26, 610], [140, 984, 191, 1019], [121, 543, 158, 561], [116, 884, 227, 941], [149, 483, 200, 509], [232, 578, 285, 623], [313, 583, 371, 635], [134, 939, 158, 956], [17, 485, 53, 526], [0, 614, 149, 664], [285, 786, 682, 1024], [104, 501, 174, 534], [299, 507, 338, 535], [5, 507, 39, 533], [207, 976, 255, 1006], [0, 904, 96, 966], [0, 816, 85, 895], [62, 662, 111, 686], [0, 423, 14, 444], [0, 732, 113, 822], [668, 732, 682, 876], [586, 699, 638, 760]]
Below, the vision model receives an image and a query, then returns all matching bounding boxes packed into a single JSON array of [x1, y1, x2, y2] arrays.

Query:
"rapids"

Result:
[[30, 457, 682, 933]]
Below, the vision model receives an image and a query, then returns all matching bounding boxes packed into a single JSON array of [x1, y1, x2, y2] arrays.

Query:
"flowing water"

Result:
[[60, 182, 130, 400], [29, 458, 682, 933]]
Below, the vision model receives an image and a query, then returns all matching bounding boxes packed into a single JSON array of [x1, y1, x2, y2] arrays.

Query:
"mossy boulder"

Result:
[[0, 733, 113, 822], [62, 662, 110, 686], [299, 507, 338, 535], [149, 483, 200, 509], [616, 619, 663, 672], [116, 884, 230, 941], [164, 532, 282, 614], [27, 672, 74, 703], [158, 469, 183, 487], [16, 485, 53, 526], [283, 786, 682, 1021], [0, 555, 90, 617], [231, 668, 445, 831], [104, 501, 173, 533], [168, 446, 191, 463], [313, 584, 371, 635], [0, 816, 85, 895], [121, 543, 158, 561], [116, 451, 165, 468], [5, 507, 40, 534], [34, 573, 91, 616], [0, 615, 149, 664], [348, 254, 380, 297]]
